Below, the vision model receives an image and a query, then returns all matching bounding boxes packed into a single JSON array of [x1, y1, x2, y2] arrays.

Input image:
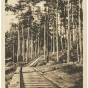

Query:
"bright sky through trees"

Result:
[[5, 0, 46, 32]]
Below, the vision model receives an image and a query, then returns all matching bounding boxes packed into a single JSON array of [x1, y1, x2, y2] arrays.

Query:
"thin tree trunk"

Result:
[[72, 9, 75, 42], [26, 39, 28, 62], [56, 0, 59, 61], [77, 40, 79, 62], [38, 34, 40, 55], [61, 36, 63, 51], [13, 35, 14, 63], [31, 32, 33, 59], [67, 0, 70, 63], [70, 1, 72, 49], [56, 13, 59, 61], [22, 24, 24, 61], [17, 29, 20, 61], [51, 36, 52, 52], [64, 8, 67, 50], [79, 0, 82, 63], [28, 3, 31, 60], [29, 35, 31, 59], [46, 7, 49, 63], [27, 17, 30, 60], [28, 28, 29, 60], [61, 24, 63, 51], [44, 17, 46, 60], [76, 21, 79, 62], [81, 1, 83, 62], [64, 29, 66, 50], [70, 31, 72, 49], [53, 20, 55, 54], [73, 25, 75, 42], [64, 31, 66, 50], [35, 43, 36, 57], [70, 2, 72, 49], [37, 25, 40, 56], [17, 47, 18, 61], [17, 9, 20, 62]]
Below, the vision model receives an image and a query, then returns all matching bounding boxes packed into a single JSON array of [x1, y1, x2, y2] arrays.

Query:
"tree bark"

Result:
[[27, 17, 30, 60], [46, 7, 49, 63], [67, 0, 70, 63], [17, 29, 20, 61], [56, 0, 59, 61], [31, 32, 33, 59], [38, 33, 40, 55], [17, 9, 20, 62], [26, 38, 28, 62], [79, 0, 82, 63], [22, 24, 24, 61], [51, 36, 52, 52], [53, 20, 55, 54], [44, 16, 46, 60], [61, 24, 63, 51], [13, 35, 14, 63], [35, 43, 36, 57]]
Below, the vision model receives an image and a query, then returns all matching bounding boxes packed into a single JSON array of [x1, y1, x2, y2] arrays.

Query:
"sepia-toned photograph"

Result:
[[4, 0, 86, 88]]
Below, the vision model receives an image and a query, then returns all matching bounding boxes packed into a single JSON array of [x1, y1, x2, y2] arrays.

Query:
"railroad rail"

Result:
[[8, 66, 59, 88], [20, 67, 59, 88], [8, 55, 59, 88]]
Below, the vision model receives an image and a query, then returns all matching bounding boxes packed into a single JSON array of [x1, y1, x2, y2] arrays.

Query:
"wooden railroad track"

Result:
[[20, 67, 59, 88], [8, 55, 59, 88]]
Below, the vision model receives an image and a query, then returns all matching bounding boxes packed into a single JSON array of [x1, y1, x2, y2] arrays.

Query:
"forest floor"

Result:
[[35, 63, 83, 88]]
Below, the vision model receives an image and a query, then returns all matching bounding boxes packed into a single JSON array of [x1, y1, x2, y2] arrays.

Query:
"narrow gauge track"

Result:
[[9, 55, 59, 88], [20, 67, 59, 88]]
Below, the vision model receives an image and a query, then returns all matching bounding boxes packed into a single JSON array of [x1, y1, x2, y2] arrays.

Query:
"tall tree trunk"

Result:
[[35, 43, 36, 57], [70, 31, 72, 49], [77, 39, 79, 62], [70, 1, 72, 49], [38, 33, 40, 55], [44, 16, 46, 60], [81, 1, 83, 62], [31, 32, 33, 59], [17, 29, 20, 61], [79, 0, 82, 63], [37, 24, 40, 56], [27, 17, 30, 60], [17, 9, 20, 62], [17, 47, 18, 62], [28, 28, 30, 60], [64, 35, 67, 50], [61, 35, 63, 51], [76, 22, 79, 62], [56, 0, 59, 61], [61, 23, 63, 51], [28, 3, 31, 60], [22, 24, 24, 61], [46, 7, 49, 63], [72, 9, 75, 42], [65, 29, 67, 50], [13, 35, 14, 63], [67, 0, 70, 63], [73, 24, 75, 42], [64, 8, 67, 50], [53, 20, 55, 54], [26, 38, 28, 62]]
